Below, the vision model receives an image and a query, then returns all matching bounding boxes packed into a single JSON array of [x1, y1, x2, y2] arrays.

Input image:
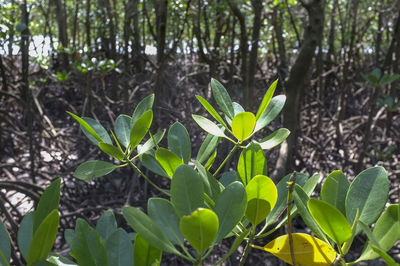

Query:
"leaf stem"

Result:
[[213, 143, 239, 177], [238, 227, 255, 266], [287, 172, 297, 266]]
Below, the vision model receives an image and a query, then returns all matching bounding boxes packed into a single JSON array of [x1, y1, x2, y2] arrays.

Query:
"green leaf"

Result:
[[237, 142, 267, 185], [81, 117, 112, 145], [0, 250, 9, 266], [211, 78, 235, 120], [69, 219, 108, 266], [131, 94, 154, 127], [370, 245, 399, 266], [67, 111, 104, 144], [134, 234, 162, 266], [192, 115, 227, 138], [74, 161, 118, 181], [345, 166, 389, 234], [219, 171, 239, 187], [245, 175, 277, 226], [114, 114, 132, 148], [257, 128, 290, 150], [148, 198, 184, 246], [204, 150, 217, 170], [98, 142, 125, 161], [130, 110, 153, 150], [171, 165, 204, 217], [137, 130, 165, 155], [122, 206, 178, 254], [254, 95, 286, 133], [231, 112, 256, 141], [194, 161, 223, 201], [256, 79, 278, 120], [224, 102, 246, 126], [308, 199, 352, 245], [34, 178, 61, 233], [196, 134, 220, 164], [195, 95, 229, 129], [96, 210, 117, 241], [47, 254, 77, 265], [168, 122, 191, 164], [155, 148, 182, 178], [18, 212, 34, 260], [293, 185, 328, 242], [358, 204, 400, 261], [105, 229, 133, 266], [27, 210, 60, 265], [320, 170, 350, 215], [140, 151, 169, 178], [180, 208, 219, 254], [0, 220, 11, 263], [214, 182, 247, 242]]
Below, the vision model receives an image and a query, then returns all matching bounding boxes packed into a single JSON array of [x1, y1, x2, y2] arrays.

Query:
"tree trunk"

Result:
[[53, 0, 69, 68], [132, 0, 143, 72], [274, 0, 326, 180], [86, 0, 91, 49]]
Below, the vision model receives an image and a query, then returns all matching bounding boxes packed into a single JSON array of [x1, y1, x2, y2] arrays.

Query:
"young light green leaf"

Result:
[[224, 102, 246, 126], [192, 115, 227, 138], [257, 128, 290, 150], [139, 151, 169, 178], [96, 210, 117, 241], [27, 210, 60, 265], [180, 208, 219, 254], [81, 117, 112, 145], [321, 170, 350, 215], [122, 206, 178, 254], [98, 142, 125, 161], [256, 79, 278, 121], [254, 95, 286, 133], [211, 78, 234, 120], [0, 220, 11, 263], [105, 229, 133, 266], [148, 198, 184, 246], [130, 110, 153, 150], [231, 112, 256, 141], [114, 114, 132, 148], [238, 142, 267, 185], [155, 148, 182, 178], [168, 122, 191, 164], [196, 134, 220, 164], [134, 234, 162, 266], [196, 95, 229, 129], [67, 112, 103, 144], [346, 166, 389, 234], [308, 199, 352, 245], [171, 165, 204, 217], [74, 160, 118, 181], [204, 150, 217, 170], [214, 182, 247, 242], [131, 94, 154, 127]]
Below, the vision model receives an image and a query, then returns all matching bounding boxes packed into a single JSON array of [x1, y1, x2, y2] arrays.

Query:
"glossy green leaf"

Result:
[[238, 142, 267, 185], [168, 122, 191, 164], [308, 199, 352, 245], [82, 117, 112, 145], [148, 198, 184, 246], [69, 218, 108, 266], [194, 161, 223, 201], [17, 212, 34, 260], [301, 173, 323, 196], [257, 128, 290, 150], [293, 185, 328, 242], [345, 166, 389, 233], [214, 182, 247, 242], [196, 95, 229, 129], [0, 220, 10, 263], [171, 165, 204, 217], [358, 204, 400, 261], [155, 148, 182, 178], [27, 210, 60, 265], [192, 115, 227, 138], [122, 206, 178, 254], [96, 210, 117, 241], [134, 234, 161, 266], [231, 112, 256, 141], [34, 178, 61, 233], [211, 78, 234, 120], [105, 229, 133, 266], [180, 208, 219, 254], [114, 114, 132, 148], [140, 151, 169, 178], [254, 95, 286, 133], [256, 79, 278, 120], [74, 160, 118, 181], [131, 94, 154, 127], [321, 170, 349, 215], [196, 134, 220, 164], [245, 175, 277, 226], [47, 254, 77, 266], [98, 142, 125, 161], [67, 112, 102, 145], [130, 110, 153, 150], [137, 130, 165, 155]]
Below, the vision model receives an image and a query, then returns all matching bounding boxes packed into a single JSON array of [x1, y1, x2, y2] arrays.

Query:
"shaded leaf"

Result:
[[320, 170, 349, 215], [114, 114, 132, 148], [140, 151, 169, 178], [168, 122, 191, 164], [192, 115, 227, 138], [196, 95, 229, 129], [105, 229, 133, 266], [254, 95, 286, 133], [211, 78, 234, 119], [96, 210, 117, 241], [137, 130, 165, 155], [134, 234, 161, 266], [74, 161, 118, 181], [98, 142, 125, 161], [0, 220, 11, 263], [196, 134, 220, 164], [130, 110, 153, 150], [131, 94, 154, 127]]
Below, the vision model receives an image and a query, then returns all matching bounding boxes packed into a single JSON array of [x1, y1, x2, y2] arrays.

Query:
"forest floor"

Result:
[[0, 56, 399, 265]]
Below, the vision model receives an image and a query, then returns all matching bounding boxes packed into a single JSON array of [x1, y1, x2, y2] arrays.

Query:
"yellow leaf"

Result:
[[258, 233, 337, 265]]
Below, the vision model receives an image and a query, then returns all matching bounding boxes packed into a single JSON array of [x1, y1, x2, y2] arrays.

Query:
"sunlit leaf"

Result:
[[238, 142, 267, 185], [320, 170, 349, 215], [130, 110, 153, 150], [257, 128, 290, 150], [192, 115, 227, 138], [196, 95, 229, 129], [98, 142, 125, 161], [211, 78, 234, 120], [131, 94, 154, 127], [168, 122, 191, 164], [134, 234, 161, 266], [231, 112, 256, 141], [155, 148, 182, 178], [256, 79, 278, 121]]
